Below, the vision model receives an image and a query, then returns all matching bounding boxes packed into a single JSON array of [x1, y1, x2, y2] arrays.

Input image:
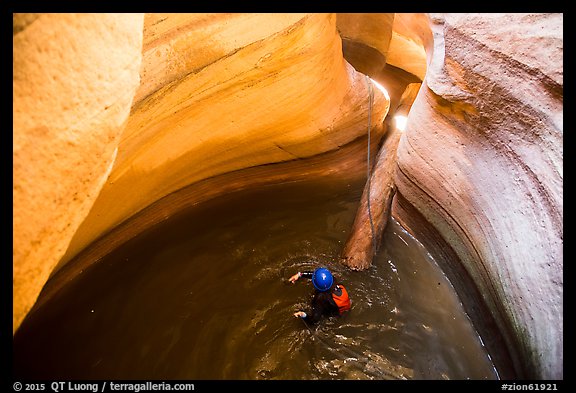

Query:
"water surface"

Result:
[[14, 177, 498, 379]]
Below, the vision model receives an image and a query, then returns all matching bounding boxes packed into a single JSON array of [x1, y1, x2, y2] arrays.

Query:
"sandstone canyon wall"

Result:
[[393, 13, 563, 379], [12, 12, 562, 380], [13, 13, 389, 334], [56, 13, 389, 274], [13, 13, 145, 333]]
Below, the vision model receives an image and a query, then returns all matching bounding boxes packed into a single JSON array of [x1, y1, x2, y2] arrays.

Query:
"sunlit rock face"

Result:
[[12, 13, 145, 333], [337, 13, 394, 77], [55, 14, 390, 279], [386, 13, 430, 81], [394, 13, 563, 379]]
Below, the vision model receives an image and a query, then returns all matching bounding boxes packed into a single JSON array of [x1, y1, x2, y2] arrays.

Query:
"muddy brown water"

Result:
[[13, 177, 499, 380]]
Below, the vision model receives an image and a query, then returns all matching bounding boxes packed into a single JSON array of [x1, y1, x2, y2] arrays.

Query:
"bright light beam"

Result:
[[369, 78, 390, 101], [394, 115, 408, 132]]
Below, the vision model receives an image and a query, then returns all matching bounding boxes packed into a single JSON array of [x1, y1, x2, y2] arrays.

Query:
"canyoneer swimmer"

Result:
[[289, 267, 351, 324]]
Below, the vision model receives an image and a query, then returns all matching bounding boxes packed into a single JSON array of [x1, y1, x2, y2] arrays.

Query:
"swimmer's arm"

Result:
[[294, 304, 322, 324], [288, 270, 313, 283]]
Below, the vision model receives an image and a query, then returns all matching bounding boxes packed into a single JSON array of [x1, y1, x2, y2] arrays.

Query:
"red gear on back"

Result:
[[332, 284, 351, 314]]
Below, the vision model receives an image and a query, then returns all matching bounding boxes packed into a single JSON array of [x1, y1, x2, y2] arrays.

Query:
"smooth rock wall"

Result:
[[13, 13, 145, 333], [53, 14, 390, 284], [394, 13, 563, 379]]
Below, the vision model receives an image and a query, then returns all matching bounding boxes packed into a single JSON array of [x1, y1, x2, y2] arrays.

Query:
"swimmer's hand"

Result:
[[293, 311, 307, 318], [288, 272, 302, 284]]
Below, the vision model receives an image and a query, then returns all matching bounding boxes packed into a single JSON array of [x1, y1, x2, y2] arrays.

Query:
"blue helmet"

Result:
[[312, 268, 334, 292]]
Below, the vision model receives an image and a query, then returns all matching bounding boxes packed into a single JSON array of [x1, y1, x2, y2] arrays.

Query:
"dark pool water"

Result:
[[13, 177, 498, 380]]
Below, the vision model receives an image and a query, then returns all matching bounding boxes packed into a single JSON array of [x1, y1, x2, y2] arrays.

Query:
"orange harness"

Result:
[[332, 285, 351, 314]]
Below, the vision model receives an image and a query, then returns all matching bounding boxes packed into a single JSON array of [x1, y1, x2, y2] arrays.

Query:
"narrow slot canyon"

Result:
[[12, 13, 563, 380]]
